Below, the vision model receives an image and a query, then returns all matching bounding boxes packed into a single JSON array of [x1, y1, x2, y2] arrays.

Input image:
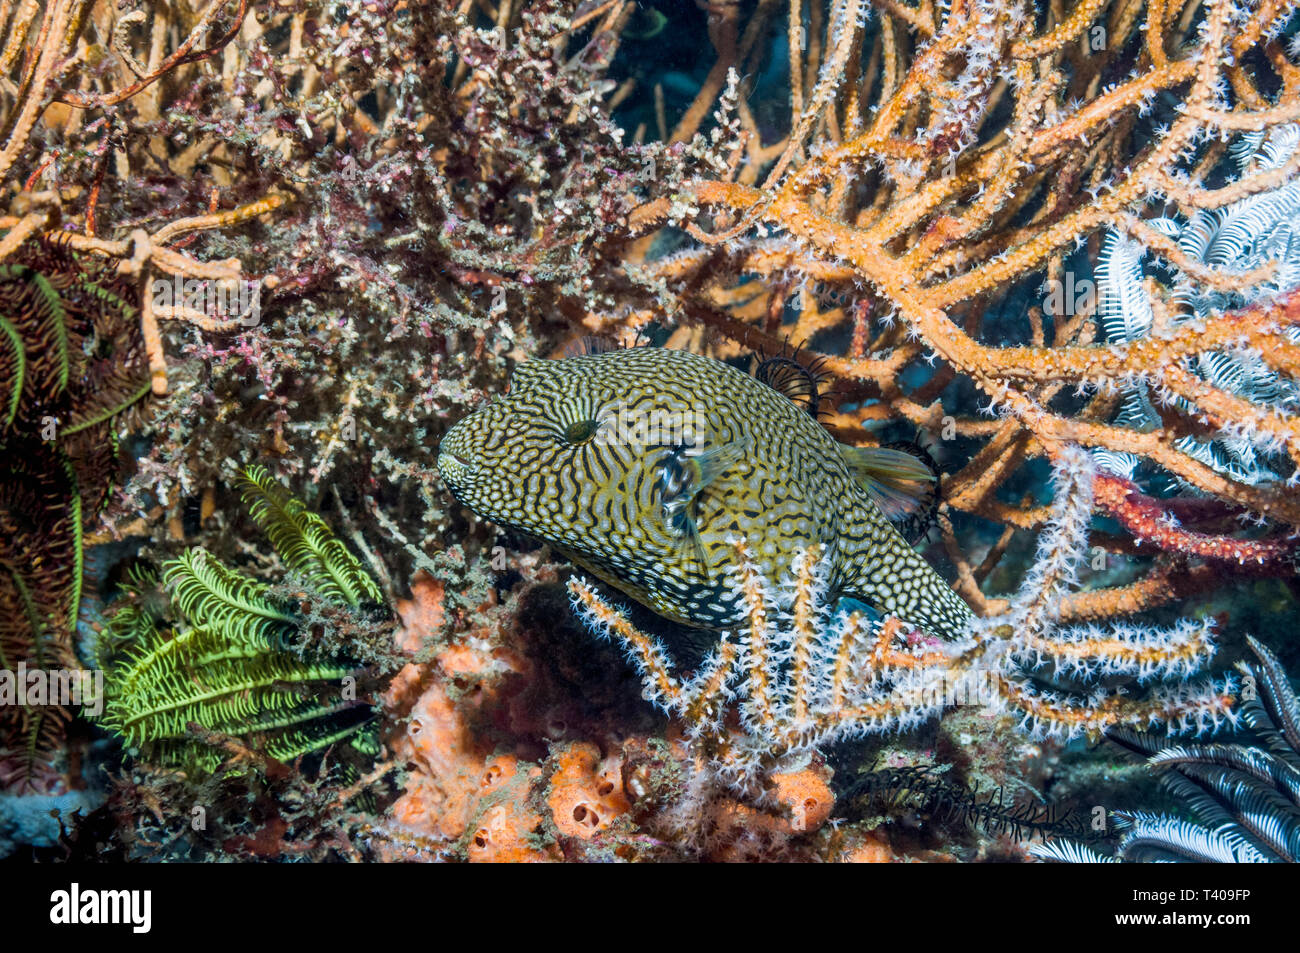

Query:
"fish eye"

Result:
[[563, 419, 600, 444]]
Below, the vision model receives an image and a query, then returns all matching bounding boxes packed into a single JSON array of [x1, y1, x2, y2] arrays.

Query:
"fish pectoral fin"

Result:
[[838, 444, 937, 523], [659, 438, 750, 512], [657, 439, 749, 577], [677, 520, 710, 575], [689, 438, 750, 491]]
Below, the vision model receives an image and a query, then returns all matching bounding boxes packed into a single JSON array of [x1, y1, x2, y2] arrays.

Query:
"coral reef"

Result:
[[626, 0, 1300, 629], [370, 589, 854, 861], [367, 566, 1057, 862], [0, 0, 1298, 862]]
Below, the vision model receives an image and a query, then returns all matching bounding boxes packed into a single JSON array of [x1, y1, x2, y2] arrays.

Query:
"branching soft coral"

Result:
[[0, 0, 752, 595], [616, 0, 1300, 630]]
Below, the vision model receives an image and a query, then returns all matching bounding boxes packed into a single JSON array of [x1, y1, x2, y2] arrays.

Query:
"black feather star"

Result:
[[0, 243, 149, 792], [753, 341, 832, 419], [842, 764, 1095, 845], [1031, 636, 1300, 863]]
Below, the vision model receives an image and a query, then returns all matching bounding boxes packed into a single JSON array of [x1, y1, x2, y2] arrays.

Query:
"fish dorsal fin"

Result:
[[839, 442, 939, 535]]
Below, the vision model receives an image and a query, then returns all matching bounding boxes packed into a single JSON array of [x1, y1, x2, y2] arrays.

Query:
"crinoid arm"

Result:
[[238, 464, 383, 609], [753, 351, 830, 418], [1033, 636, 1300, 863], [1027, 839, 1118, 864]]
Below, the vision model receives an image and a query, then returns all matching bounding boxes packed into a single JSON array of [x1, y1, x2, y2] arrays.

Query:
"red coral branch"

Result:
[[1094, 472, 1299, 568]]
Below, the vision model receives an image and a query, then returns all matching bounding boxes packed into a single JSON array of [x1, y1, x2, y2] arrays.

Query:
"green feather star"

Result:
[[98, 468, 382, 776]]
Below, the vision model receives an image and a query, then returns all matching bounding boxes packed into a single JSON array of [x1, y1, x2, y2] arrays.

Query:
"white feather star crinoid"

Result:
[[1094, 124, 1300, 486], [1032, 636, 1300, 863]]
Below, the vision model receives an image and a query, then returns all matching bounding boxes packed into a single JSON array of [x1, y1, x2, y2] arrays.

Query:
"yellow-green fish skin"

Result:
[[438, 347, 974, 639]]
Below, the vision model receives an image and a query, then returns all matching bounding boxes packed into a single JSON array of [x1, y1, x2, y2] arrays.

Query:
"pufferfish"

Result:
[[437, 345, 974, 640]]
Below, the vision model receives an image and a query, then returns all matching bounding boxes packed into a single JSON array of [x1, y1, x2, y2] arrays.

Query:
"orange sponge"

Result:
[[547, 742, 631, 839]]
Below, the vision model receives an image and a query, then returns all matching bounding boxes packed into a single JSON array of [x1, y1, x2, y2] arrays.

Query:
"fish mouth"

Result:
[[436, 450, 477, 480], [438, 418, 480, 481]]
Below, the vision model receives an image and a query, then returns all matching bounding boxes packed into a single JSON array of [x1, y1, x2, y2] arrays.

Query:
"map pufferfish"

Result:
[[437, 346, 974, 640]]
